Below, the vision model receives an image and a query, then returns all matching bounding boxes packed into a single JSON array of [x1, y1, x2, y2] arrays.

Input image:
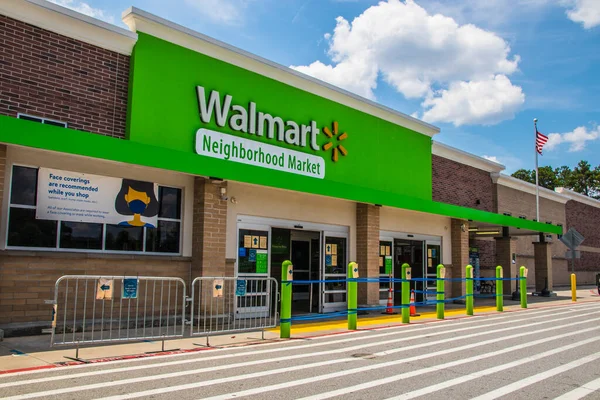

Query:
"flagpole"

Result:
[[534, 118, 540, 222]]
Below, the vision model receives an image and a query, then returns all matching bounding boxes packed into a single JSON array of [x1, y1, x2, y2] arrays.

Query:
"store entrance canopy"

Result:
[[0, 116, 562, 236]]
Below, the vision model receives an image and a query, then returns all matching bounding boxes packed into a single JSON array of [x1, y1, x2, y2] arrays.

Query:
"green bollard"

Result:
[[466, 265, 474, 316], [347, 262, 358, 330], [436, 264, 445, 320], [280, 260, 293, 339], [496, 265, 503, 312], [520, 266, 528, 309], [401, 263, 411, 324]]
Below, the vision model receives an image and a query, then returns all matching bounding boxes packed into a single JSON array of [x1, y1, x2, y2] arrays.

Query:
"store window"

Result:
[[7, 165, 182, 254]]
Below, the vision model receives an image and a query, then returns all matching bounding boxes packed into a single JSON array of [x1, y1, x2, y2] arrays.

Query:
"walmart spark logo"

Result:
[[322, 121, 348, 162]]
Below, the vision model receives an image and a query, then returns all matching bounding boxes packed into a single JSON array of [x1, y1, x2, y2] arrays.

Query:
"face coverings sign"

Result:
[[36, 168, 159, 228]]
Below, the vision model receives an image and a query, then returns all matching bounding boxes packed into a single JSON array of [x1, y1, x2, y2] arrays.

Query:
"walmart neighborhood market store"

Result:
[[0, 1, 561, 329]]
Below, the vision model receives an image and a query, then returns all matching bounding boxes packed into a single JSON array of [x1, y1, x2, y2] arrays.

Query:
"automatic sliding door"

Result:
[[322, 232, 348, 313], [236, 223, 271, 317], [425, 242, 441, 302]]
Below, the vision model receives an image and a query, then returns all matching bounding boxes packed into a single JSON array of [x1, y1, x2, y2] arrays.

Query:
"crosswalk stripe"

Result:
[[470, 353, 600, 400], [554, 377, 600, 400], [385, 341, 600, 400], [82, 316, 600, 400], [4, 301, 593, 380], [297, 330, 600, 400], [2, 305, 593, 389], [201, 330, 600, 400]]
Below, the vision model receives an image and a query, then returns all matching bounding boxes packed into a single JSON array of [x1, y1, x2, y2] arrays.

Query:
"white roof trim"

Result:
[[555, 187, 600, 208], [121, 7, 440, 138], [0, 0, 137, 55], [496, 174, 569, 204], [432, 141, 505, 173]]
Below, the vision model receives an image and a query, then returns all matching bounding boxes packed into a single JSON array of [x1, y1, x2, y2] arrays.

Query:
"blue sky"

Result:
[[51, 0, 600, 173]]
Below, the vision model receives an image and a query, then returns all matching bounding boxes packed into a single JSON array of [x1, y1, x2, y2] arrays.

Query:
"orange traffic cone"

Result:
[[410, 289, 420, 317], [384, 287, 395, 314]]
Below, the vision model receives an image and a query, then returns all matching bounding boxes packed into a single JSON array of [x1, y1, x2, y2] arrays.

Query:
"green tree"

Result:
[[510, 161, 600, 199], [537, 166, 557, 190], [571, 161, 599, 198], [511, 169, 534, 184], [554, 165, 573, 189]]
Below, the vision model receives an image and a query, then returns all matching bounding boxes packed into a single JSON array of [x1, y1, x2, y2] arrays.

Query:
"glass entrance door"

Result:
[[322, 232, 348, 313], [290, 230, 320, 314], [425, 242, 441, 302], [394, 239, 424, 303]]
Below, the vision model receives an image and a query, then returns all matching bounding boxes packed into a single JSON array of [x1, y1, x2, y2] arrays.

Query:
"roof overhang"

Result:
[[2, 0, 137, 55], [0, 116, 562, 236]]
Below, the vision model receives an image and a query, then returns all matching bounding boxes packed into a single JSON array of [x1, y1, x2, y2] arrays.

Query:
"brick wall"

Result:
[[0, 254, 190, 326], [566, 200, 600, 249], [563, 200, 600, 273], [192, 177, 229, 278], [451, 218, 469, 297], [432, 155, 494, 212], [0, 14, 129, 138], [356, 203, 380, 305], [494, 185, 569, 285], [472, 239, 496, 270]]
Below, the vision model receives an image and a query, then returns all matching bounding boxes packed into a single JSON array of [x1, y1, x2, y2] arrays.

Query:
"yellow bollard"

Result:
[[571, 273, 577, 302]]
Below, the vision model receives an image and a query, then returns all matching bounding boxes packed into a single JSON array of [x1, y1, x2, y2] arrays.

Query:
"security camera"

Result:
[[533, 118, 538, 123]]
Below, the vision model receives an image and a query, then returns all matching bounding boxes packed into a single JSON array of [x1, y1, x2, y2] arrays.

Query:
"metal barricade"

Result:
[[50, 275, 187, 347], [190, 277, 278, 342]]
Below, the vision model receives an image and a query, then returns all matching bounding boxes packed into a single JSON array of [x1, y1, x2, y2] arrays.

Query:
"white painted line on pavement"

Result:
[[76, 316, 600, 400], [386, 343, 600, 399], [554, 377, 600, 400], [3, 302, 596, 380], [2, 304, 592, 389], [200, 328, 600, 400], [297, 333, 600, 400], [6, 311, 597, 400], [470, 353, 600, 400]]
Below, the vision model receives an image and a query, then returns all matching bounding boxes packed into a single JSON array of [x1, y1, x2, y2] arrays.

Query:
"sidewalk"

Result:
[[0, 286, 598, 374]]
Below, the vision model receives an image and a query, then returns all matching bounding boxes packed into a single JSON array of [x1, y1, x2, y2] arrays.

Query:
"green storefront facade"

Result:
[[0, 4, 561, 321]]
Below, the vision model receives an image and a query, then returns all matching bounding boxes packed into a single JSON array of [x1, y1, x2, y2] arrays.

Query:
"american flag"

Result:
[[536, 130, 548, 155]]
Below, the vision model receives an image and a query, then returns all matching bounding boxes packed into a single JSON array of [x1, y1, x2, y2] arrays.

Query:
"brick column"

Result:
[[495, 237, 517, 295], [191, 177, 229, 281], [356, 203, 380, 305], [451, 219, 469, 299], [533, 241, 553, 293]]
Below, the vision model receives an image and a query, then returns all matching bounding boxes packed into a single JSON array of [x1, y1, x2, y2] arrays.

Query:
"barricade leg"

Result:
[[571, 273, 577, 302], [401, 263, 410, 324], [496, 266, 503, 312], [520, 266, 528, 308], [436, 264, 445, 320], [348, 262, 358, 330], [280, 261, 293, 339], [466, 265, 473, 316]]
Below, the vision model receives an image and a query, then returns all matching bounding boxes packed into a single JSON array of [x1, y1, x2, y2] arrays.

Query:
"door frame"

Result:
[[380, 230, 442, 304], [378, 236, 395, 305], [236, 215, 350, 314], [322, 230, 349, 313]]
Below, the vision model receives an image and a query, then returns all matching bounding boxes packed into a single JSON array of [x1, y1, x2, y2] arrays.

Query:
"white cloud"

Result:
[[47, 0, 114, 23], [421, 75, 524, 126], [564, 0, 600, 29], [545, 125, 600, 152], [291, 0, 523, 126], [184, 0, 253, 25], [482, 155, 502, 164]]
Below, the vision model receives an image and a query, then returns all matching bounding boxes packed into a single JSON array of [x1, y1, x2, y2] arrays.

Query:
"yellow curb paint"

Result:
[[269, 306, 498, 334]]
